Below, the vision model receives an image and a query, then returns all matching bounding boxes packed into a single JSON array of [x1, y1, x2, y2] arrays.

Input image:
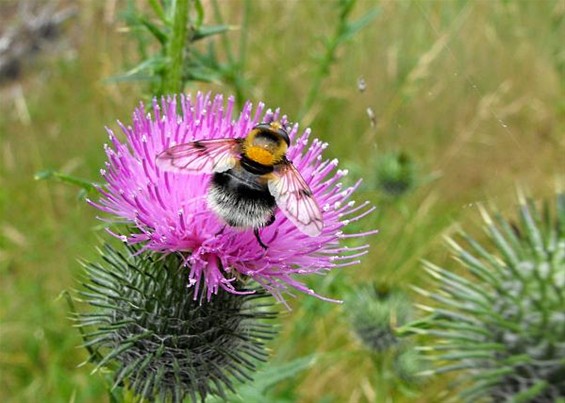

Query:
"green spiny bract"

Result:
[[345, 284, 425, 391], [74, 243, 277, 403], [414, 191, 565, 402], [346, 284, 413, 352]]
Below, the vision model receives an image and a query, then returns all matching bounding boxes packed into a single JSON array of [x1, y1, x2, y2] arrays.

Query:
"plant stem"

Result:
[[298, 1, 352, 120], [164, 0, 190, 95], [210, 0, 249, 107], [233, 0, 251, 107]]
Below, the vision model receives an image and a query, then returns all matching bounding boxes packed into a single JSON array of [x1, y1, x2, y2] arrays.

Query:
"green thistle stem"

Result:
[[298, 0, 379, 120], [164, 0, 189, 94], [370, 354, 386, 403], [298, 4, 348, 120]]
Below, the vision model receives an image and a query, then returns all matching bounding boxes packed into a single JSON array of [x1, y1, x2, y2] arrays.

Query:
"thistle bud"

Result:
[[345, 284, 413, 352], [375, 151, 417, 198], [413, 191, 565, 401], [74, 243, 277, 402]]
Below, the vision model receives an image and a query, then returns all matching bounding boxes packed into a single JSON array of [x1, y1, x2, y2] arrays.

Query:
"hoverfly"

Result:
[[156, 121, 323, 248]]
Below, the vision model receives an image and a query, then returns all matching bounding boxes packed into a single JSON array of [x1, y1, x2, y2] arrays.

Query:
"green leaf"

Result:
[[106, 56, 168, 83], [208, 355, 318, 402], [185, 67, 222, 84], [35, 169, 98, 194], [249, 355, 317, 392], [192, 24, 232, 41], [148, 0, 167, 24], [193, 0, 204, 28], [139, 16, 168, 45], [512, 380, 549, 403], [340, 7, 381, 43]]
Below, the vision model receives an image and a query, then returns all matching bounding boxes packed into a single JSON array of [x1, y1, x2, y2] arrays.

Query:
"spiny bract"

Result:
[[74, 242, 277, 403], [414, 191, 565, 402]]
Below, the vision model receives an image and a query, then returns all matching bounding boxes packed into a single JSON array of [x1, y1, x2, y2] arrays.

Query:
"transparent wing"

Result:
[[268, 161, 323, 236], [156, 139, 242, 174]]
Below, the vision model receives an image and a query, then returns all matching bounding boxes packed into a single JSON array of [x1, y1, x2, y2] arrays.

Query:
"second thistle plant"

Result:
[[411, 191, 565, 402]]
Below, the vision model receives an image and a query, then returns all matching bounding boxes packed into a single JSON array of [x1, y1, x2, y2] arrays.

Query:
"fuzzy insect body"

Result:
[[156, 122, 323, 247], [208, 163, 276, 229]]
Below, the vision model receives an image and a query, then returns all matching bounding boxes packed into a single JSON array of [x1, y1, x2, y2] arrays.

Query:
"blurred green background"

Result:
[[1, 0, 563, 402]]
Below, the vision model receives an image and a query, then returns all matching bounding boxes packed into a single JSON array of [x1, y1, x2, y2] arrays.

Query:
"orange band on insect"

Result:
[[245, 146, 275, 166]]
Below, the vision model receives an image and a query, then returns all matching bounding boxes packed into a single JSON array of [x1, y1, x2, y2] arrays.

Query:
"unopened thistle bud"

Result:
[[375, 151, 416, 197], [413, 190, 565, 402], [346, 284, 413, 352]]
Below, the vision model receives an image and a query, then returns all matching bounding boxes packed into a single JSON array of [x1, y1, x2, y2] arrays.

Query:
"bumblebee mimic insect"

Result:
[[156, 121, 323, 249]]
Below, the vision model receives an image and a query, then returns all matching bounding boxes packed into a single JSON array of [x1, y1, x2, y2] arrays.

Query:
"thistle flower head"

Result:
[[89, 93, 375, 302], [76, 243, 276, 403], [414, 191, 565, 402]]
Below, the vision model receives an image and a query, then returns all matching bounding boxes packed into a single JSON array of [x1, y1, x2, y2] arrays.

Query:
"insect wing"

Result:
[[268, 162, 323, 236], [156, 139, 242, 174]]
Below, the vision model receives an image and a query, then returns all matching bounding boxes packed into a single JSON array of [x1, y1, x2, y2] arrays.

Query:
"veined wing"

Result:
[[268, 160, 323, 236], [156, 138, 242, 174]]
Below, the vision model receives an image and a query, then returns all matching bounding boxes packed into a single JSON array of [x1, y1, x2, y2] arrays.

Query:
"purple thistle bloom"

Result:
[[89, 93, 376, 303]]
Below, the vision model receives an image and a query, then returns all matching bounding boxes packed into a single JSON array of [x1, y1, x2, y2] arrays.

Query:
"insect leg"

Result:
[[215, 225, 227, 237], [265, 214, 276, 227], [253, 228, 269, 250]]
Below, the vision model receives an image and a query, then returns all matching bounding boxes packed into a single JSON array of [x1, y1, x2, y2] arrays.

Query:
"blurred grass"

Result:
[[1, 0, 563, 402]]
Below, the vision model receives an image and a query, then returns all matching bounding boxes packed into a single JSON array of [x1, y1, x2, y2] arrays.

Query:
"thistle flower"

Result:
[[89, 93, 375, 302], [413, 191, 565, 402], [75, 242, 276, 403]]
